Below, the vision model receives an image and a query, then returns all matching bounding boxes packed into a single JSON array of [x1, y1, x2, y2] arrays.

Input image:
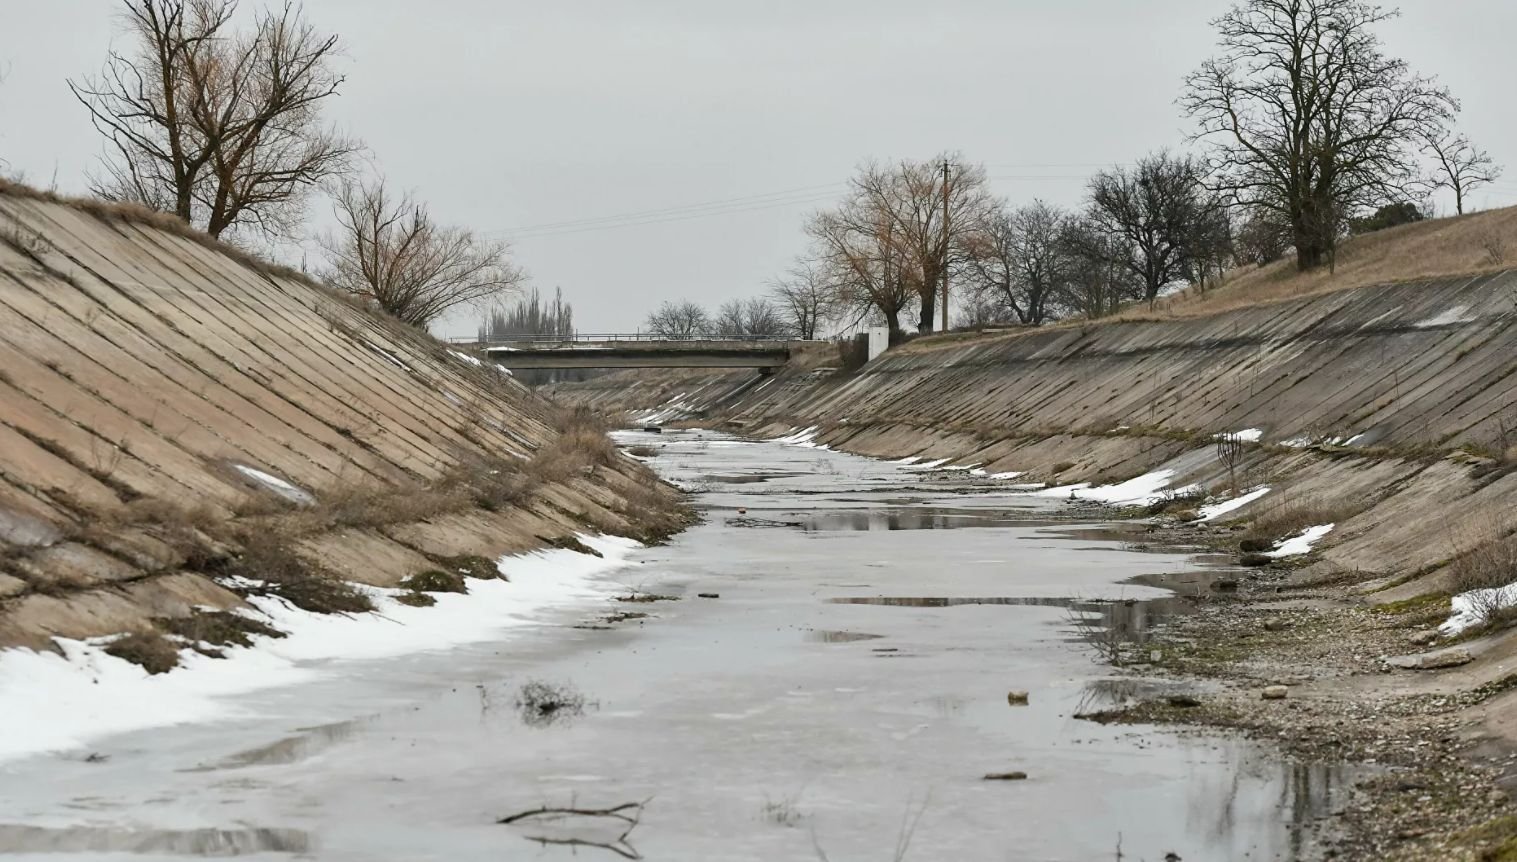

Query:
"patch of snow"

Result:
[[1036, 469, 1185, 506], [891, 457, 923, 465], [770, 426, 820, 446], [1280, 435, 1313, 448], [0, 534, 641, 764], [1344, 433, 1367, 446], [232, 465, 314, 505], [1198, 486, 1272, 521], [990, 471, 1024, 480], [363, 340, 413, 372], [906, 458, 950, 471], [1414, 305, 1476, 329], [1444, 582, 1517, 636], [1219, 428, 1263, 443], [969, 468, 988, 477], [448, 350, 485, 367], [1267, 524, 1334, 557]]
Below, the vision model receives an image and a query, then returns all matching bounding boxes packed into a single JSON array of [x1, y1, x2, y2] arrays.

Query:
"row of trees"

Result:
[[67, 0, 521, 329], [761, 0, 1502, 339], [643, 297, 793, 339]]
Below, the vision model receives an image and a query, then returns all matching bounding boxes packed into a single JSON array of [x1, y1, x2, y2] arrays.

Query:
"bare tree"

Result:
[[645, 300, 710, 339], [714, 297, 788, 338], [831, 156, 993, 333], [69, 0, 358, 238], [320, 176, 522, 329], [1058, 219, 1143, 319], [962, 201, 1069, 326], [1182, 0, 1457, 271], [1081, 151, 1218, 306], [807, 209, 916, 339], [769, 258, 836, 340], [1424, 130, 1501, 215]]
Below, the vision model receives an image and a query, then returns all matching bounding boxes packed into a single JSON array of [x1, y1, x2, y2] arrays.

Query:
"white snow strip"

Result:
[[1035, 469, 1183, 506], [0, 534, 640, 764], [1267, 524, 1334, 557], [1444, 582, 1517, 636], [969, 468, 988, 477], [1415, 305, 1476, 329], [448, 350, 485, 367], [941, 463, 982, 472], [891, 457, 923, 465], [990, 471, 1024, 480], [771, 426, 820, 446], [1220, 428, 1262, 443], [232, 465, 314, 505], [1198, 486, 1272, 521], [906, 458, 950, 471], [363, 340, 413, 372], [1280, 435, 1313, 448]]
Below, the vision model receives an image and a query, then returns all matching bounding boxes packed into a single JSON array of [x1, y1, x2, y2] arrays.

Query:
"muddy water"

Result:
[[0, 430, 1352, 861]]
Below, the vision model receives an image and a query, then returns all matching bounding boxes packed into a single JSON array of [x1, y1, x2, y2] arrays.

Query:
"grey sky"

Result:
[[4, 1, 1516, 336]]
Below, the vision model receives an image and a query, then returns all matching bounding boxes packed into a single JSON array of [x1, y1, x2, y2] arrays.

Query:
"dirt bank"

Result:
[[0, 183, 686, 658]]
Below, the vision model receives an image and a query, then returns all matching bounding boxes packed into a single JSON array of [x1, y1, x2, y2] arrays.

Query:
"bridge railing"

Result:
[[454, 333, 803, 345]]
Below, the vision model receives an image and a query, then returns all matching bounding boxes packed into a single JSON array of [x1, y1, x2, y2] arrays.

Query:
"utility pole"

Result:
[[940, 158, 952, 332]]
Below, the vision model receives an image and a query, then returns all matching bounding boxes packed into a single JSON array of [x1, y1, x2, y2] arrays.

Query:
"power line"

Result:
[[490, 181, 848, 237], [506, 190, 845, 240]]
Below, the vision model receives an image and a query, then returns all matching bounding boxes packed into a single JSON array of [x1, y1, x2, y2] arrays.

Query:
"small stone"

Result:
[[983, 771, 1027, 781], [1165, 694, 1202, 708], [1215, 577, 1242, 590], [1407, 629, 1439, 646], [1263, 619, 1291, 632], [1238, 554, 1272, 568], [1007, 691, 1029, 705], [1262, 685, 1289, 700]]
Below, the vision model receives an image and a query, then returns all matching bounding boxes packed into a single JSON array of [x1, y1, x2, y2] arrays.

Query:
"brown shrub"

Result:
[[1446, 520, 1517, 630], [1243, 494, 1368, 544], [214, 530, 374, 615], [105, 631, 181, 675], [395, 591, 436, 608], [155, 610, 283, 649], [399, 570, 468, 594]]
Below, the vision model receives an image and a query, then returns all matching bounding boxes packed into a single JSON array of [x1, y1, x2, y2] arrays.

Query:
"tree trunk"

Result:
[[916, 292, 935, 333], [884, 307, 903, 343]]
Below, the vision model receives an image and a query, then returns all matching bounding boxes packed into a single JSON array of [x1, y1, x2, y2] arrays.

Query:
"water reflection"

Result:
[[800, 509, 1054, 531], [805, 630, 885, 643], [0, 824, 311, 855]]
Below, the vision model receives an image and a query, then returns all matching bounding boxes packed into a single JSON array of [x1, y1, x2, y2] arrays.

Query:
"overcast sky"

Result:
[[4, 0, 1516, 336]]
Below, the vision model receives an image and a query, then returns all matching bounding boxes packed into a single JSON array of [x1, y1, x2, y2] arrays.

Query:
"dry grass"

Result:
[[1132, 206, 1517, 320], [214, 529, 374, 615], [1242, 493, 1369, 545], [1446, 517, 1517, 630], [155, 609, 283, 650], [104, 630, 181, 675]]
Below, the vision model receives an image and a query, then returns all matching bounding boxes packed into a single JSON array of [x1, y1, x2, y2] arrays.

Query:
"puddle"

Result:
[[805, 630, 885, 643], [0, 824, 311, 855], [799, 508, 1057, 531]]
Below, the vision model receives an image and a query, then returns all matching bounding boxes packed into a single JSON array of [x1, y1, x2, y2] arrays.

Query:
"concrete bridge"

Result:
[[461, 334, 801, 371]]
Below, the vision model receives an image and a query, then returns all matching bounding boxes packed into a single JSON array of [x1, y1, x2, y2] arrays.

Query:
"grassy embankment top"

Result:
[[902, 204, 1517, 355]]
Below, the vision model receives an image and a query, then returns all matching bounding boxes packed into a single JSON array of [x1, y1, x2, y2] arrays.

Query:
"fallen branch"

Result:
[[497, 800, 644, 827], [498, 799, 649, 860]]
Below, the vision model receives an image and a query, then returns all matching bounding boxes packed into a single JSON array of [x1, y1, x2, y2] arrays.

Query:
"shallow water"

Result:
[[0, 429, 1352, 861]]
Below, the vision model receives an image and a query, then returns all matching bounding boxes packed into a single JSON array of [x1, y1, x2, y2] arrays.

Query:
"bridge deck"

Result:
[[471, 338, 795, 370]]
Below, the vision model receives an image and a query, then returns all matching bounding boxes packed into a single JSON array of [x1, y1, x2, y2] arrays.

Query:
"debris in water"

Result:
[[515, 680, 588, 727], [983, 771, 1028, 781], [1006, 691, 1029, 706], [697, 592, 720, 599]]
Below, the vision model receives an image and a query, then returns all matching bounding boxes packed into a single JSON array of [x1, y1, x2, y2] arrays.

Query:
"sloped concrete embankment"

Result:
[[553, 273, 1517, 603], [0, 186, 681, 651]]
